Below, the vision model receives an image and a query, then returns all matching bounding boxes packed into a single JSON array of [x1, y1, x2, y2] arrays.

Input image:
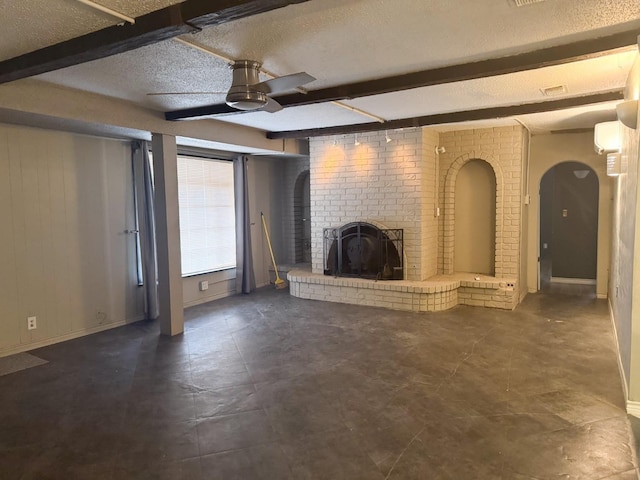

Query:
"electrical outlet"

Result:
[[96, 308, 106, 324], [199, 280, 209, 291], [27, 316, 37, 330]]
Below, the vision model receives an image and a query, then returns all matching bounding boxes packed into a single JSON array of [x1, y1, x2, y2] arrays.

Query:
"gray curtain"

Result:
[[132, 141, 160, 319], [234, 155, 255, 294]]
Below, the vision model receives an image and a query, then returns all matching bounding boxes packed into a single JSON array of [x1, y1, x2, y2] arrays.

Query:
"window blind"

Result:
[[177, 155, 236, 276]]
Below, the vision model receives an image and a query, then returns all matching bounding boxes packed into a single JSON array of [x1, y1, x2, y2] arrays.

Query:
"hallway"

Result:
[[0, 289, 637, 479]]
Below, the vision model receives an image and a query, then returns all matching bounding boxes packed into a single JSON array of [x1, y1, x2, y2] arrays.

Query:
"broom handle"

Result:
[[261, 212, 280, 275]]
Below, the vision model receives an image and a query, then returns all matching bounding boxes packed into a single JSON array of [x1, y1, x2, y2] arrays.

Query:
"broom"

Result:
[[261, 212, 288, 289]]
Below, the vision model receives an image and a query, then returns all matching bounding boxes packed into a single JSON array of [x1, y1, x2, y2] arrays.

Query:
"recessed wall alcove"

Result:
[[293, 170, 311, 264], [443, 155, 502, 276]]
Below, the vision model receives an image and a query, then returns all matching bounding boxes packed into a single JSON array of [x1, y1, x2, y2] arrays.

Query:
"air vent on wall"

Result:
[[513, 0, 545, 6], [540, 85, 567, 97]]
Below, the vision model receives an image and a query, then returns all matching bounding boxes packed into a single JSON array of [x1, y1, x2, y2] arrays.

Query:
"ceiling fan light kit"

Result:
[[225, 60, 315, 113], [226, 60, 269, 111]]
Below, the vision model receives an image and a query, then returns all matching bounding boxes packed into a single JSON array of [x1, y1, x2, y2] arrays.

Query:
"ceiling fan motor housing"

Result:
[[226, 60, 267, 110]]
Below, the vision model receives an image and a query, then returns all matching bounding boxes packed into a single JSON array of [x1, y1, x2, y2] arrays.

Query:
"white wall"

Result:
[[0, 122, 301, 355], [519, 131, 530, 301], [526, 132, 612, 299], [182, 269, 236, 308], [248, 156, 286, 288], [611, 55, 640, 399], [0, 124, 144, 357]]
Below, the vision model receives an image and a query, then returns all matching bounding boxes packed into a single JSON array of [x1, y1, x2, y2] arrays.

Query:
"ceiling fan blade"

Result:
[[257, 72, 315, 95], [147, 92, 226, 96], [262, 97, 283, 113]]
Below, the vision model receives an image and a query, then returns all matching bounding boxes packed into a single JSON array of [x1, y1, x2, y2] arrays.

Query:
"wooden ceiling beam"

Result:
[[165, 29, 639, 120], [0, 0, 309, 84], [265, 90, 624, 139]]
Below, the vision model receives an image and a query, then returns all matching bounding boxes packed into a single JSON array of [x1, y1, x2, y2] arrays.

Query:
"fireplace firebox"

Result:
[[323, 222, 403, 280]]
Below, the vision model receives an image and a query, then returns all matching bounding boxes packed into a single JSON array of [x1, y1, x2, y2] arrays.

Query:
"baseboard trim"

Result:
[[627, 401, 640, 418], [0, 314, 146, 359], [550, 277, 597, 285], [597, 293, 607, 299], [608, 299, 630, 408], [183, 289, 236, 308]]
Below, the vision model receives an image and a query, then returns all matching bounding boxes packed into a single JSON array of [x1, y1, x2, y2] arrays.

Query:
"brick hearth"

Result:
[[289, 125, 526, 311]]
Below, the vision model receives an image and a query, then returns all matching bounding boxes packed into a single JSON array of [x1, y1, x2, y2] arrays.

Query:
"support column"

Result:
[[152, 133, 184, 336]]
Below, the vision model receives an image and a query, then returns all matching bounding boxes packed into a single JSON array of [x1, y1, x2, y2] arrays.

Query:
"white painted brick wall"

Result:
[[437, 126, 525, 283], [308, 125, 525, 296], [309, 128, 431, 280]]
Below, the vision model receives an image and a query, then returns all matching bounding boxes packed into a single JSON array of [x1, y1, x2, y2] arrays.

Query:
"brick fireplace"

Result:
[[288, 126, 527, 311]]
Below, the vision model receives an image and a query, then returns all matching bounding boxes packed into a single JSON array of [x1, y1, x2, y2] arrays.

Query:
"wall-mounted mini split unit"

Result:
[[607, 152, 622, 176], [593, 121, 620, 155], [594, 121, 623, 177]]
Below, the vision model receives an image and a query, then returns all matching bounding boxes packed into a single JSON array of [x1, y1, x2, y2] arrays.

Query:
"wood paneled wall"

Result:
[[0, 124, 143, 356]]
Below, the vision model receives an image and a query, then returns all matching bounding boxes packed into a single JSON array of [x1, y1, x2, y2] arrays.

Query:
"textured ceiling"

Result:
[[0, 0, 184, 60], [4, 0, 640, 137], [190, 0, 640, 87]]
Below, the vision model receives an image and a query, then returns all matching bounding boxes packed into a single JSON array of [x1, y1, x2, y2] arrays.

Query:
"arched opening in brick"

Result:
[[443, 155, 503, 276], [454, 159, 496, 275], [539, 161, 598, 292], [293, 170, 311, 263]]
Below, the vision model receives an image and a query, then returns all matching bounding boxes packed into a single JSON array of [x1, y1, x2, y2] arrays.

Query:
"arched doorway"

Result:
[[539, 161, 598, 294], [294, 170, 311, 264], [454, 159, 496, 275]]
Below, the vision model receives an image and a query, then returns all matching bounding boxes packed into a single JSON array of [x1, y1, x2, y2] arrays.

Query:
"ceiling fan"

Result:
[[148, 60, 315, 114]]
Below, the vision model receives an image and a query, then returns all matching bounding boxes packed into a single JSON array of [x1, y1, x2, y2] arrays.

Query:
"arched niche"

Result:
[[454, 159, 496, 275], [442, 153, 504, 276], [293, 170, 311, 263]]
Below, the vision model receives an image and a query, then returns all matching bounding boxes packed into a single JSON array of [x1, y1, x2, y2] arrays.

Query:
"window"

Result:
[[177, 155, 236, 276]]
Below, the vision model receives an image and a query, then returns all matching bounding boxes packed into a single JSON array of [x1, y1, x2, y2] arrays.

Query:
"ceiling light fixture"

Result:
[[616, 100, 638, 129], [385, 131, 392, 143], [76, 0, 135, 24]]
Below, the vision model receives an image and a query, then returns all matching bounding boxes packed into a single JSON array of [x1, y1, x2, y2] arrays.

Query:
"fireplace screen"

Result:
[[323, 222, 403, 280]]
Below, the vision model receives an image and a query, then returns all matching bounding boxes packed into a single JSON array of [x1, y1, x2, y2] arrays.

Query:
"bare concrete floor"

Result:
[[0, 288, 638, 479]]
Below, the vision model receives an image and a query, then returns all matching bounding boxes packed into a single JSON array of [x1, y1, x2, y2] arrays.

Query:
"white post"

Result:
[[152, 133, 184, 336]]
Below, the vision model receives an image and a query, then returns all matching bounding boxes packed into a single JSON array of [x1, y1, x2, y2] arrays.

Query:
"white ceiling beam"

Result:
[[75, 0, 135, 24]]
